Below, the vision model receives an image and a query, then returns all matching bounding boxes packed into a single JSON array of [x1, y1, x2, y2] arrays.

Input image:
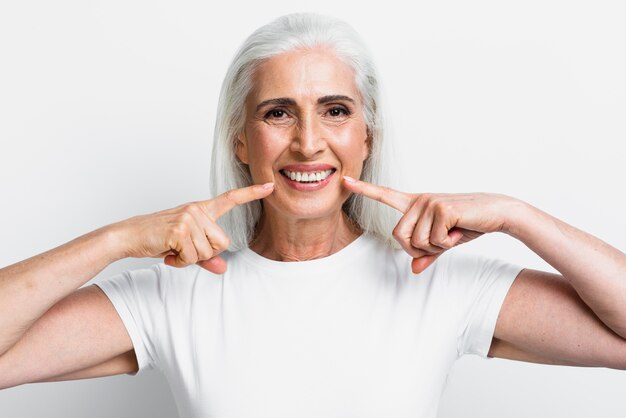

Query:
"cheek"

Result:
[[245, 126, 287, 169], [331, 124, 369, 162]]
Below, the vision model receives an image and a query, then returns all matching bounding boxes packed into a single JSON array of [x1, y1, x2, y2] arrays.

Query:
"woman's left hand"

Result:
[[342, 176, 524, 274]]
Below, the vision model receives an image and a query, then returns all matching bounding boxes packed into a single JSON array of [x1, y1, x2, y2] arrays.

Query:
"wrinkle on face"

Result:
[[235, 47, 370, 260]]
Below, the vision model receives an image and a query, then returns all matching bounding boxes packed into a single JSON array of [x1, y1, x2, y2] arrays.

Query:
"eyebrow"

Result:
[[317, 95, 355, 105], [255, 97, 296, 112], [255, 95, 356, 112]]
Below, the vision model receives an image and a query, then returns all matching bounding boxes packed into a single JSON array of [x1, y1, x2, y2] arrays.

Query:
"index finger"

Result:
[[342, 176, 413, 213], [208, 182, 274, 219]]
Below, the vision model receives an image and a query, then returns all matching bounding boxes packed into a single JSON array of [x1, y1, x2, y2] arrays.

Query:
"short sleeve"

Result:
[[94, 264, 168, 375], [443, 252, 524, 359]]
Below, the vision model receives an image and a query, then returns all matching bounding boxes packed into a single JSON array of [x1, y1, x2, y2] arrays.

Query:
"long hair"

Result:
[[210, 13, 399, 250]]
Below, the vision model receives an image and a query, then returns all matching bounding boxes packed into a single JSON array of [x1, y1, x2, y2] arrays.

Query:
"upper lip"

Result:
[[280, 163, 336, 172]]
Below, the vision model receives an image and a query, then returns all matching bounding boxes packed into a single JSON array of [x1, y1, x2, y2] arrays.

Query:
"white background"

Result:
[[1, 0, 625, 417]]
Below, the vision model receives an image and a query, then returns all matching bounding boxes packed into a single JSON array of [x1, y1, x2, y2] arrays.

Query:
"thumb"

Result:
[[196, 255, 227, 274], [411, 254, 441, 275]]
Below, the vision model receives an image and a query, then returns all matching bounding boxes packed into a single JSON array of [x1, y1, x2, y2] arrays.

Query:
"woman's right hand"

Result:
[[113, 182, 274, 274]]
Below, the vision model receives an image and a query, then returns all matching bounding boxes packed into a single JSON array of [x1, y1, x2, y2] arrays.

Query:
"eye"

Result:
[[327, 106, 350, 117], [265, 109, 288, 119]]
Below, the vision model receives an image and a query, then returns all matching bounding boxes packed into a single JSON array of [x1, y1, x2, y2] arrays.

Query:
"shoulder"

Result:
[[364, 241, 520, 289], [441, 250, 523, 283], [100, 261, 225, 301]]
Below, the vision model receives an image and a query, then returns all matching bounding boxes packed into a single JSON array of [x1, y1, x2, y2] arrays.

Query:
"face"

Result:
[[236, 48, 370, 220]]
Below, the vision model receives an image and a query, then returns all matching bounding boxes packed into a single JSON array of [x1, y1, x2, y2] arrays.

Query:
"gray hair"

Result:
[[210, 13, 399, 250]]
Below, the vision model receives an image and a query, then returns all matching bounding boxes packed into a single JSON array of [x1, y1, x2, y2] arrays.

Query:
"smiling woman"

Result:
[[236, 48, 371, 258], [210, 13, 397, 252], [1, 11, 625, 418]]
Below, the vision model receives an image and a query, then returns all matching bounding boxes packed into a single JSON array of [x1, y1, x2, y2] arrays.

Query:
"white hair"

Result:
[[210, 13, 399, 250]]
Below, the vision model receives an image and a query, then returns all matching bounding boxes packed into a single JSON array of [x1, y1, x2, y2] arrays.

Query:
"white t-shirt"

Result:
[[95, 233, 523, 418]]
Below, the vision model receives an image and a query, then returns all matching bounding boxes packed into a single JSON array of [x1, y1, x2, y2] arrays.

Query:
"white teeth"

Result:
[[283, 169, 334, 183]]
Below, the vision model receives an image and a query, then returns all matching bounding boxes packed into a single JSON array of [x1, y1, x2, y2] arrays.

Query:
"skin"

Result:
[[0, 184, 273, 387], [341, 177, 626, 366], [1, 47, 626, 390], [236, 48, 368, 261]]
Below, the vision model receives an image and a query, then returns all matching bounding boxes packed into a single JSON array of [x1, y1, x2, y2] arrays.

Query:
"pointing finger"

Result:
[[342, 176, 413, 214], [207, 182, 274, 219]]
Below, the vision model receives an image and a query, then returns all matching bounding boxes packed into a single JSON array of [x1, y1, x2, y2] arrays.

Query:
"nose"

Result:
[[290, 115, 327, 158]]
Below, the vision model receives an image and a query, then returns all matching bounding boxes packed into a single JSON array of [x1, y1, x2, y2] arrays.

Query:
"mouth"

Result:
[[279, 168, 335, 183], [278, 164, 337, 191]]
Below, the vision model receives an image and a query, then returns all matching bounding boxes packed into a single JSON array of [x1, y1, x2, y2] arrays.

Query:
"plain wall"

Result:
[[1, 1, 625, 417]]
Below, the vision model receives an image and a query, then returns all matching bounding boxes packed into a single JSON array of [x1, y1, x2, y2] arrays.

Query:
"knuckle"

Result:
[[430, 234, 447, 247], [403, 243, 423, 258], [202, 198, 216, 213], [178, 210, 194, 224], [392, 224, 404, 241], [409, 196, 425, 211], [197, 248, 214, 260], [183, 202, 201, 215], [416, 193, 430, 204], [205, 225, 231, 251], [426, 197, 440, 211], [223, 190, 236, 205], [392, 235, 408, 251], [181, 250, 198, 265], [432, 236, 452, 249], [170, 223, 189, 238], [434, 202, 452, 218], [212, 235, 230, 251], [410, 236, 429, 249]]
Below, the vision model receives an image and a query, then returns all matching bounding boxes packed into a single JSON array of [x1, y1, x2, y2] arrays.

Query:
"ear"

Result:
[[234, 132, 249, 164]]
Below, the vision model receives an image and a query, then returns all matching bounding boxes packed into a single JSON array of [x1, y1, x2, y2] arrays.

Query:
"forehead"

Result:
[[249, 48, 361, 104]]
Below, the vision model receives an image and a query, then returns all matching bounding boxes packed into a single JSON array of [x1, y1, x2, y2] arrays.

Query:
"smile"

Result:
[[280, 169, 334, 183], [278, 165, 337, 191]]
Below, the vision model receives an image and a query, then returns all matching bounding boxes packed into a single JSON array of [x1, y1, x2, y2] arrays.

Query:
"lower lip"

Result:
[[280, 170, 336, 191]]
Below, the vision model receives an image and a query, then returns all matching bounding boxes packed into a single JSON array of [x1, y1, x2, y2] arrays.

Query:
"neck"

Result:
[[249, 208, 361, 262]]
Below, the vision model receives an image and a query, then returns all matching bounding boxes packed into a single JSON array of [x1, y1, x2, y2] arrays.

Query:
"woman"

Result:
[[1, 12, 625, 418]]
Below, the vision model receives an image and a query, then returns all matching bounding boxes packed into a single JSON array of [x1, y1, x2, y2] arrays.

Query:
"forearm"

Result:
[[507, 199, 626, 338], [0, 224, 125, 356]]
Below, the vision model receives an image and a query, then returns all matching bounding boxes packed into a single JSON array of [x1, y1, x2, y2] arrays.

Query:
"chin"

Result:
[[270, 194, 346, 221]]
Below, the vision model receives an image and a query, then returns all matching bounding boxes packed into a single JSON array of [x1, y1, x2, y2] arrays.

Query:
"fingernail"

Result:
[[262, 182, 274, 190], [343, 176, 356, 183]]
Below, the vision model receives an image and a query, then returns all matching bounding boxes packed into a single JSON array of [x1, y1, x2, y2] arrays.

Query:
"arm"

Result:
[[0, 183, 273, 388], [0, 284, 138, 389], [506, 201, 626, 339], [342, 178, 626, 368], [34, 350, 139, 383], [0, 226, 123, 357], [489, 268, 626, 369], [487, 202, 626, 368], [0, 227, 141, 388]]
